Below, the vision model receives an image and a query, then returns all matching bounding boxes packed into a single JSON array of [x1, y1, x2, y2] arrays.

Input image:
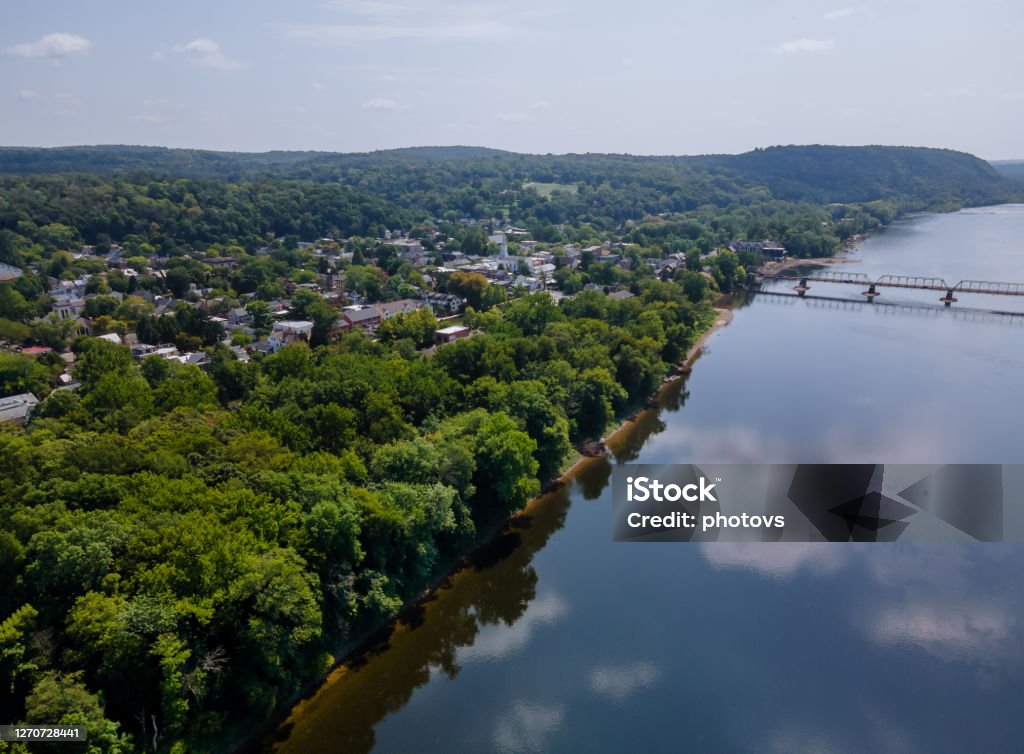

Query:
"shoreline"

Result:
[[245, 303, 737, 752], [598, 306, 733, 451], [549, 305, 734, 481]]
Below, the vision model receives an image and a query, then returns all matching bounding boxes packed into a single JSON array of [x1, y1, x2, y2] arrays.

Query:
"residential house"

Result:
[[227, 307, 252, 328], [436, 325, 471, 344], [422, 292, 464, 315], [270, 320, 314, 346], [0, 393, 38, 425], [53, 296, 87, 321], [729, 240, 787, 260], [0, 262, 23, 282], [376, 299, 425, 320], [389, 239, 427, 266], [513, 275, 544, 292], [340, 307, 382, 331], [202, 257, 239, 270]]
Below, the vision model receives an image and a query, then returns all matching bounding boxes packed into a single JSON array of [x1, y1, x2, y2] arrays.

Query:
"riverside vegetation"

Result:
[[0, 145, 1019, 753]]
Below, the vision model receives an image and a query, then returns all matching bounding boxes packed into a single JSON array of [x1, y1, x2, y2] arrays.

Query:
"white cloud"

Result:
[[4, 32, 92, 60], [287, 20, 526, 44], [18, 89, 41, 101], [129, 114, 168, 124], [497, 112, 531, 123], [588, 661, 661, 700], [312, 81, 325, 90], [529, 100, 551, 110], [323, 0, 422, 14], [824, 6, 872, 21], [774, 38, 836, 55], [949, 88, 973, 97], [171, 39, 245, 71], [288, 2, 540, 44], [362, 97, 404, 110]]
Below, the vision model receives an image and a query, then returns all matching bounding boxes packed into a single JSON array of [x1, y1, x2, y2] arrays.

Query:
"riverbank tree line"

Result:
[[1, 278, 713, 752]]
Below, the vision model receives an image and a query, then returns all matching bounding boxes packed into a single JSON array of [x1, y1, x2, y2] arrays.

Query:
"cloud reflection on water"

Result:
[[700, 541, 1024, 684], [493, 701, 565, 753], [456, 591, 569, 663], [587, 660, 661, 701]]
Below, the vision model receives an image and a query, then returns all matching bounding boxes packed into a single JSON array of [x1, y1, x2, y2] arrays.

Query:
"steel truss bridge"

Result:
[[761, 270, 1024, 305]]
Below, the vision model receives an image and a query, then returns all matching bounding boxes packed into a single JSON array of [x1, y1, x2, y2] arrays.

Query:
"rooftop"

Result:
[[0, 392, 39, 423]]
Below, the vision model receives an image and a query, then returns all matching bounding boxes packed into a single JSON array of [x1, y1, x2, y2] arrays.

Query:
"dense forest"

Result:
[[0, 143, 1018, 218], [0, 143, 1019, 753], [0, 287, 712, 753], [0, 145, 1017, 277]]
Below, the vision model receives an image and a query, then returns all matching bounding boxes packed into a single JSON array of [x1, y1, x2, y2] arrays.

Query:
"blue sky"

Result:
[[2, 0, 1022, 157]]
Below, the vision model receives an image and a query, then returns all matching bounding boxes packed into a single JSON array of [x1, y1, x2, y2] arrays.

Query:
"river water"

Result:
[[267, 205, 1024, 753]]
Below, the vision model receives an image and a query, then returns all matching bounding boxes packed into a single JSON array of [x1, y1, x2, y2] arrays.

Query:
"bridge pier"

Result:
[[940, 289, 958, 307], [862, 283, 879, 301], [795, 277, 810, 297]]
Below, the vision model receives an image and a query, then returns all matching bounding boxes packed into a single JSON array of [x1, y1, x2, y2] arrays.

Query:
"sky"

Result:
[[2, 0, 1022, 158]]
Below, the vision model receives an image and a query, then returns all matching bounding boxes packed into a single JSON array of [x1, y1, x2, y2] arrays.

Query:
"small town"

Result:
[[0, 222, 773, 424]]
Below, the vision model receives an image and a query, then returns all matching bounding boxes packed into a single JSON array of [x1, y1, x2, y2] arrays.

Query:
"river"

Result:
[[266, 205, 1024, 753]]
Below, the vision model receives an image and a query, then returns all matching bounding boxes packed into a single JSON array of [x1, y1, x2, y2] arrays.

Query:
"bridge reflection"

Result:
[[751, 289, 1024, 324]]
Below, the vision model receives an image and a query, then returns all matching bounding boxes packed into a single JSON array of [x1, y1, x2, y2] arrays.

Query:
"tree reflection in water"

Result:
[[266, 482, 573, 754]]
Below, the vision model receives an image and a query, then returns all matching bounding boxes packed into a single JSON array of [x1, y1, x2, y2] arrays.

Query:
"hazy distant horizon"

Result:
[[0, 142, 1020, 163], [4, 1, 1022, 160]]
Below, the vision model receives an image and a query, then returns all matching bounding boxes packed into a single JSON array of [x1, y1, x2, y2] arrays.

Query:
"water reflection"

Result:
[[700, 542, 1024, 686], [587, 661, 661, 701], [699, 541, 849, 579], [268, 484, 573, 754], [457, 591, 569, 663], [493, 701, 564, 753], [269, 208, 1024, 753]]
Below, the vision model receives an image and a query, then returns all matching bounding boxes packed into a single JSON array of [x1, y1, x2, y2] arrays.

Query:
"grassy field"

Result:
[[523, 181, 578, 197]]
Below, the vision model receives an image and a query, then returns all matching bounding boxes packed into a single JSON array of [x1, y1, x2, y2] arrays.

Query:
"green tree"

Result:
[[165, 268, 192, 299], [447, 272, 488, 310], [0, 353, 51, 398], [24, 672, 132, 754], [570, 367, 627, 439], [471, 411, 539, 517], [246, 299, 273, 336]]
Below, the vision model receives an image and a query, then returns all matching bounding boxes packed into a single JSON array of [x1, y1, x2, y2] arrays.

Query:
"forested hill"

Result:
[[0, 144, 1018, 210], [710, 145, 1015, 204], [991, 160, 1024, 184]]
